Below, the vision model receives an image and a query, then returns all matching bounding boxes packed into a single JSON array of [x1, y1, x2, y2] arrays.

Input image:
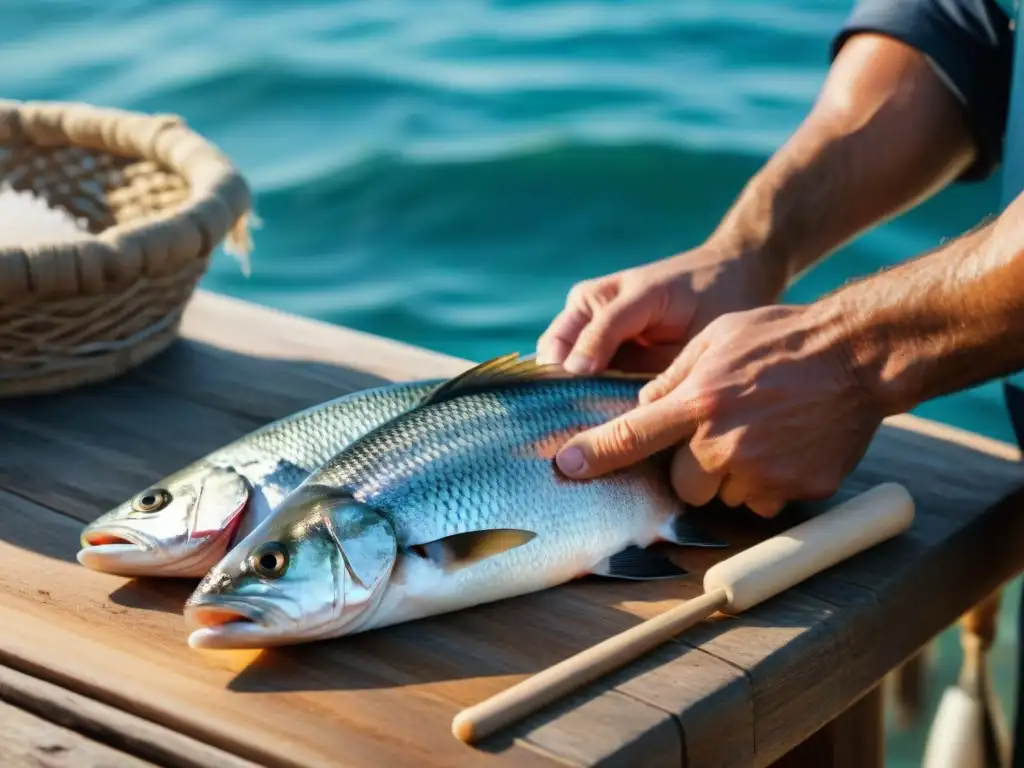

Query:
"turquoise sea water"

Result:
[[2, 1, 1020, 763]]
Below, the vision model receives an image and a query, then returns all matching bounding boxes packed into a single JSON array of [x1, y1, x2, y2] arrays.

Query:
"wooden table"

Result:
[[2, 289, 1024, 768]]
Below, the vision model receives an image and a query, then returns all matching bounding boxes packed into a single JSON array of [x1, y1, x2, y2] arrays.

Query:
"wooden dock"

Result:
[[2, 289, 1024, 768]]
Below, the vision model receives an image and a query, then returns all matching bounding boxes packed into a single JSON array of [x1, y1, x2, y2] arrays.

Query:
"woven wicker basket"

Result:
[[0, 99, 252, 397]]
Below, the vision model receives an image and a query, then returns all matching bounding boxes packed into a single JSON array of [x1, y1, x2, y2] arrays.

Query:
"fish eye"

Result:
[[131, 489, 171, 513], [250, 542, 289, 579]]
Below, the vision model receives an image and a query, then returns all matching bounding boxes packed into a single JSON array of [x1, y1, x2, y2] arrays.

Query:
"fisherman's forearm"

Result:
[[706, 34, 976, 284], [827, 201, 1024, 415]]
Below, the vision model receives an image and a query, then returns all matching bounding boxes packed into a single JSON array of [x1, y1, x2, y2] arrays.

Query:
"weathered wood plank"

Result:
[[0, 487, 683, 768], [769, 685, 884, 768], [424, 573, 755, 767], [678, 589, 852, 767], [659, 510, 891, 765], [592, 641, 754, 768], [0, 698, 155, 768], [888, 650, 928, 728], [551, 508, 884, 767], [796, 433, 1024, 692], [510, 688, 681, 768], [0, 381, 261, 522], [0, 664, 261, 768], [131, 290, 469, 420]]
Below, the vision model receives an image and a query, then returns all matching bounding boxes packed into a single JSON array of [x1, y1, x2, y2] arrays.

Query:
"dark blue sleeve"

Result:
[[831, 0, 1015, 181]]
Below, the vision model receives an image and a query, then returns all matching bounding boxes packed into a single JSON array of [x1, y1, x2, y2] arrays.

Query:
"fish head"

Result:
[[183, 485, 397, 649], [77, 463, 250, 578]]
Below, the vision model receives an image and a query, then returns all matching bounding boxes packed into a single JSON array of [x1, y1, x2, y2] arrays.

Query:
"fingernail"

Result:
[[563, 353, 594, 374], [556, 446, 589, 477], [536, 341, 568, 366]]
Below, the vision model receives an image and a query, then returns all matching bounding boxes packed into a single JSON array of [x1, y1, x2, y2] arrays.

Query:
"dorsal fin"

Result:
[[417, 352, 653, 408]]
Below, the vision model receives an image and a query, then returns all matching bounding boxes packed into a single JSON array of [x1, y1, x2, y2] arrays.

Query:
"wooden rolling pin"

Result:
[[452, 481, 915, 745]]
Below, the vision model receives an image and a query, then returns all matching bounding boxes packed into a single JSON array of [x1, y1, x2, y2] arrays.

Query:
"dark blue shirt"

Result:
[[832, 0, 1015, 181]]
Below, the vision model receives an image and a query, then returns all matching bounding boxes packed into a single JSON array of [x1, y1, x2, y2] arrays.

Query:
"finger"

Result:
[[745, 496, 786, 518], [639, 334, 710, 405], [563, 297, 652, 375], [536, 306, 591, 365], [718, 473, 754, 508], [669, 443, 724, 507], [555, 392, 701, 479]]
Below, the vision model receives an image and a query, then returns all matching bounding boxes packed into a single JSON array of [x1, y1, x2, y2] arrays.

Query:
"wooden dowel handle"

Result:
[[704, 482, 915, 612], [452, 482, 915, 746], [451, 588, 728, 744]]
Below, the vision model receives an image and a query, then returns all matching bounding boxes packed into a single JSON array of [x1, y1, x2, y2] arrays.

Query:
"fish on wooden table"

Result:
[[76, 378, 444, 578], [183, 353, 728, 650]]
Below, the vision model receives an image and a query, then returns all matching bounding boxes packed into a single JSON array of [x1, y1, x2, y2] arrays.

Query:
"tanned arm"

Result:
[[708, 32, 978, 284], [837, 205, 1024, 416], [538, 31, 984, 375]]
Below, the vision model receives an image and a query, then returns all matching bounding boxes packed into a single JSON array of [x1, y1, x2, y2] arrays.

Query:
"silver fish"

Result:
[[77, 378, 443, 578], [183, 353, 727, 650]]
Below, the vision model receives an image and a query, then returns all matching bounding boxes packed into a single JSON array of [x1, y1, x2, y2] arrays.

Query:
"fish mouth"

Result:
[[77, 517, 239, 578], [76, 527, 159, 575], [81, 531, 140, 548], [184, 599, 281, 650]]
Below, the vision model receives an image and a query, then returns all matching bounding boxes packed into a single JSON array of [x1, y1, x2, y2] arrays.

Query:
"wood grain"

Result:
[[0, 664, 260, 768], [0, 699, 155, 768], [1, 288, 1024, 767], [579, 624, 755, 768], [132, 289, 470, 420], [0, 381, 261, 523], [453, 589, 729, 745], [769, 685, 884, 768]]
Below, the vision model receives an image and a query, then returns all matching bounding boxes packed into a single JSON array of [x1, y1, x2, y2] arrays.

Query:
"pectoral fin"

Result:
[[411, 528, 537, 572], [591, 545, 688, 580]]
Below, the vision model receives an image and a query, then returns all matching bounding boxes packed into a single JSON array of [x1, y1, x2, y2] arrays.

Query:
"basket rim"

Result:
[[0, 98, 252, 302]]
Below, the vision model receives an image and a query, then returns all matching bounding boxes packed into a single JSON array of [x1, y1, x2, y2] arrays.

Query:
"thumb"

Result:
[[555, 392, 702, 479], [563, 296, 654, 374]]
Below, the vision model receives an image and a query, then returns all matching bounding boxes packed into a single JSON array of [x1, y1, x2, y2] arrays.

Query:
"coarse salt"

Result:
[[0, 182, 89, 247]]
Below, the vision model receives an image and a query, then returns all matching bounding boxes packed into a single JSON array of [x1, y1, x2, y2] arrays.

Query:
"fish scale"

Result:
[[211, 379, 444, 490], [303, 377, 684, 551], [205, 378, 450, 536]]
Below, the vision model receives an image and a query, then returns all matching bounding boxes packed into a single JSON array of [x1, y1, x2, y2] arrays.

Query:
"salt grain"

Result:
[[0, 182, 89, 247]]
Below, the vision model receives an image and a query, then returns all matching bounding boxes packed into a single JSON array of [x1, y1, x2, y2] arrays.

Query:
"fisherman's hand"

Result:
[[553, 302, 885, 517], [536, 245, 785, 374]]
